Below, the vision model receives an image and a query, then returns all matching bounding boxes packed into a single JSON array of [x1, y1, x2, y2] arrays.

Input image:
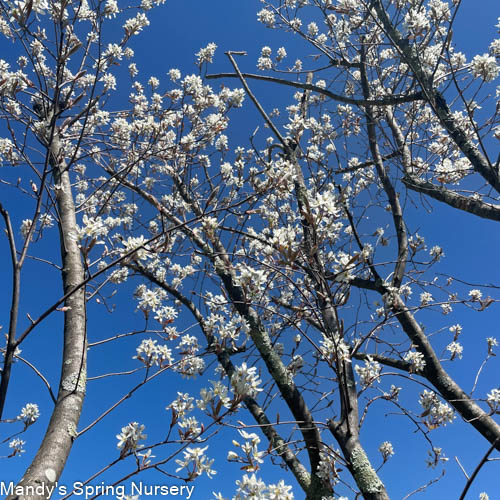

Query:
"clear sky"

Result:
[[0, 1, 499, 499]]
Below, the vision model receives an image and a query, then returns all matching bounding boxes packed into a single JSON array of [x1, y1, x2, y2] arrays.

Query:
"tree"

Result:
[[0, 0, 499, 499]]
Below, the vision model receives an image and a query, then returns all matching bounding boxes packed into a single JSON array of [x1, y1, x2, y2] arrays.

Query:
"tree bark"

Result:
[[8, 134, 87, 500]]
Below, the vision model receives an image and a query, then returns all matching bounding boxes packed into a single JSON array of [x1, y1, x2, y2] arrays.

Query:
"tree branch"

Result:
[[206, 71, 424, 107]]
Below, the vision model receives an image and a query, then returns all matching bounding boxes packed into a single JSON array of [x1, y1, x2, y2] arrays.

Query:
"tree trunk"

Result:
[[8, 136, 87, 500]]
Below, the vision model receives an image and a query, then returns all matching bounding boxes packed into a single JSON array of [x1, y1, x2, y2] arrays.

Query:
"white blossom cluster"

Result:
[[403, 350, 426, 372], [378, 441, 395, 460], [197, 380, 231, 412], [319, 334, 350, 364], [227, 430, 265, 472], [230, 363, 263, 398], [486, 388, 500, 410], [213, 474, 293, 500], [196, 43, 217, 66], [116, 422, 147, 454], [18, 403, 40, 424], [167, 392, 195, 419], [134, 338, 173, 367], [471, 54, 499, 82], [446, 341, 463, 360], [354, 356, 381, 387], [419, 390, 455, 427], [317, 448, 340, 484], [8, 438, 26, 456], [175, 446, 216, 479]]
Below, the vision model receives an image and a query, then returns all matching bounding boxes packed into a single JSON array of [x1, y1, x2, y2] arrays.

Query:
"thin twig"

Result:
[[458, 438, 499, 500]]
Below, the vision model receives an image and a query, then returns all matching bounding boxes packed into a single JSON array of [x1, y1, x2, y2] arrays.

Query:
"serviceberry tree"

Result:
[[0, 0, 499, 500]]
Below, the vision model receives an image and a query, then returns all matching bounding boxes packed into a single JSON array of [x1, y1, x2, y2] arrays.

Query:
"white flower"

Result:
[[169, 68, 181, 81], [446, 341, 463, 360], [196, 43, 217, 66], [426, 447, 449, 468], [486, 388, 500, 409], [175, 446, 216, 479], [449, 324, 462, 337], [122, 235, 149, 260], [379, 441, 395, 460], [18, 403, 40, 424], [39, 213, 53, 228], [428, 0, 450, 21], [487, 337, 498, 355], [404, 350, 426, 372], [257, 8, 275, 27], [168, 392, 194, 419], [317, 448, 339, 484], [20, 219, 32, 238], [129, 63, 138, 78], [231, 363, 263, 398], [441, 303, 452, 315], [307, 22, 318, 37], [101, 73, 116, 91], [277, 47, 287, 61], [15, 0, 49, 15], [9, 438, 25, 456], [215, 134, 228, 151], [116, 422, 146, 454], [197, 381, 231, 411], [109, 267, 129, 284], [257, 56, 273, 71], [292, 59, 302, 72], [134, 338, 173, 367], [354, 357, 381, 387], [468, 289, 482, 301], [78, 214, 108, 241], [261, 46, 272, 57], [420, 292, 433, 306], [404, 8, 430, 36], [135, 285, 165, 312], [154, 305, 178, 326], [490, 39, 500, 57], [148, 76, 159, 90], [228, 430, 265, 472], [429, 245, 444, 261], [103, 43, 123, 61], [231, 474, 294, 499], [266, 479, 294, 499], [103, 0, 119, 17], [123, 13, 150, 36], [178, 417, 201, 439], [471, 54, 499, 82], [419, 390, 455, 427]]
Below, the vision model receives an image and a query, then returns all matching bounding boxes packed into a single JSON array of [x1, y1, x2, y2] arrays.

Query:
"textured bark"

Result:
[[330, 418, 391, 500], [7, 134, 87, 500], [392, 296, 500, 452], [351, 277, 500, 453], [0, 260, 20, 419], [119, 177, 333, 498], [286, 100, 389, 498], [402, 176, 500, 221], [128, 263, 314, 494]]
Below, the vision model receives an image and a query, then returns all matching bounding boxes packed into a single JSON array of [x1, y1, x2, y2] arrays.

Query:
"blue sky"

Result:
[[0, 0, 499, 499]]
